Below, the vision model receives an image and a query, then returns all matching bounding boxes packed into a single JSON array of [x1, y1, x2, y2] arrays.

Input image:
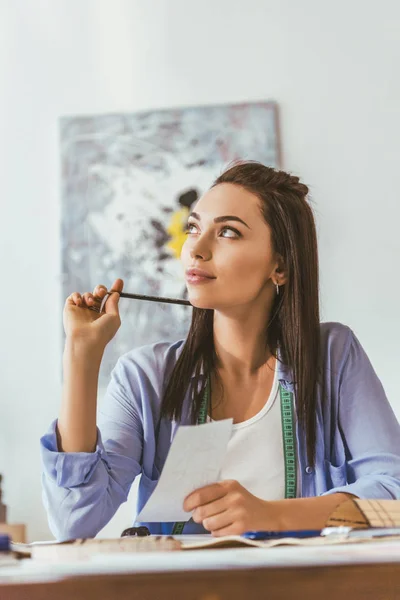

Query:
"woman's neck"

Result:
[[213, 304, 273, 379]]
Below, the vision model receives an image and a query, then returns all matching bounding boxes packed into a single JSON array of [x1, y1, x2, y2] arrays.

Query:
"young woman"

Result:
[[41, 162, 400, 540]]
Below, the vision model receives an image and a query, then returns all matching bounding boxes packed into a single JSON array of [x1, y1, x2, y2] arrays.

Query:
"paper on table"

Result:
[[137, 419, 233, 522]]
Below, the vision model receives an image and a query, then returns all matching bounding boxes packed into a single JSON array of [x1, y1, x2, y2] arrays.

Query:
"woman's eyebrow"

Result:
[[189, 211, 251, 229]]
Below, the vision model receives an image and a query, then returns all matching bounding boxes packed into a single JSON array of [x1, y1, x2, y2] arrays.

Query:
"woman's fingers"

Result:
[[82, 292, 96, 307], [66, 291, 99, 310], [63, 280, 124, 346], [192, 497, 228, 524], [93, 284, 108, 298], [104, 279, 124, 315], [66, 279, 124, 314], [66, 292, 83, 307], [202, 511, 234, 535], [110, 278, 124, 294]]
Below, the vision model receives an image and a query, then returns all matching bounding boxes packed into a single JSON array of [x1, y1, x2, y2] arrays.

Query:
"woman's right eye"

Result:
[[185, 223, 198, 234]]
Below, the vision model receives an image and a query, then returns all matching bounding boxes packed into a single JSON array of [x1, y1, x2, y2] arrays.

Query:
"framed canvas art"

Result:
[[60, 101, 281, 384]]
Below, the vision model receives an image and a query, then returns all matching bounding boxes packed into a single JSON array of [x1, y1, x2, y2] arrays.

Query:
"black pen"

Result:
[[88, 291, 191, 314], [119, 292, 191, 306]]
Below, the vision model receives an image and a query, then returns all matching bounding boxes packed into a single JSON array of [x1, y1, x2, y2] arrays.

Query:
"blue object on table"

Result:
[[0, 535, 10, 552], [242, 530, 322, 540]]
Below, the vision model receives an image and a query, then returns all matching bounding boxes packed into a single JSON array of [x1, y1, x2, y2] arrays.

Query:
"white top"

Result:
[[215, 366, 285, 501]]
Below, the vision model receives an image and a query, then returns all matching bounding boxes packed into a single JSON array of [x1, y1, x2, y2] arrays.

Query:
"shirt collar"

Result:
[[276, 357, 295, 392]]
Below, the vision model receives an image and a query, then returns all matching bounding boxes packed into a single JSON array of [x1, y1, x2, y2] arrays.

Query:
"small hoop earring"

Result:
[[276, 282, 280, 295]]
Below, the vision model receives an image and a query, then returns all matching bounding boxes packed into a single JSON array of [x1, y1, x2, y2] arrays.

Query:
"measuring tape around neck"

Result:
[[171, 376, 297, 535]]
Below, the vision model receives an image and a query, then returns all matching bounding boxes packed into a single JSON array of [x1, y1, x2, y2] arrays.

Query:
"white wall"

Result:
[[0, 0, 399, 541]]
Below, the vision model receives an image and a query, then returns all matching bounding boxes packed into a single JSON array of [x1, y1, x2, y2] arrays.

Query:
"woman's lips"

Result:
[[186, 274, 216, 285], [185, 268, 216, 285]]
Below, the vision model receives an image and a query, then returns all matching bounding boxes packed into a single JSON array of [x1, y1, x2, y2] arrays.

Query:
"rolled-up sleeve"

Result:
[[40, 357, 143, 540], [323, 330, 400, 499], [41, 421, 111, 488]]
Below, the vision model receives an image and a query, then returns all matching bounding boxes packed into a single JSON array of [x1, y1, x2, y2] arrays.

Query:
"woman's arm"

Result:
[[57, 281, 123, 452], [185, 480, 353, 536], [322, 329, 400, 500], [41, 356, 144, 540], [57, 339, 103, 453], [269, 493, 353, 530], [41, 280, 144, 540]]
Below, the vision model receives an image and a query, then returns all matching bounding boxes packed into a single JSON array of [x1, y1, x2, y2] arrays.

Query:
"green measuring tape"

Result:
[[171, 378, 297, 535], [280, 385, 297, 499]]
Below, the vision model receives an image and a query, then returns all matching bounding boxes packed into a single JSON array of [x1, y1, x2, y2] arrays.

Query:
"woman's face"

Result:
[[181, 183, 279, 311]]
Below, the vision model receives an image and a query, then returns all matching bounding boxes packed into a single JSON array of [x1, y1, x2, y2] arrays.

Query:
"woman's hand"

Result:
[[184, 480, 280, 537], [63, 278, 124, 350]]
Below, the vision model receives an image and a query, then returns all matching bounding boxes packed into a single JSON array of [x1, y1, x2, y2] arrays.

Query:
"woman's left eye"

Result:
[[220, 227, 241, 239], [184, 223, 241, 238]]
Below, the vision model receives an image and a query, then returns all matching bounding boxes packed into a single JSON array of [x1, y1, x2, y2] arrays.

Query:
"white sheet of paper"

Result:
[[137, 419, 233, 522]]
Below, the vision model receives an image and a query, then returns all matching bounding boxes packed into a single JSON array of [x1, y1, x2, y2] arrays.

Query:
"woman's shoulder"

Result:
[[319, 321, 352, 345], [114, 339, 185, 384], [319, 321, 359, 370]]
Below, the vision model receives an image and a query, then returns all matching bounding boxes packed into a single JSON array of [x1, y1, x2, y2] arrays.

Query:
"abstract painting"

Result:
[[60, 101, 280, 385]]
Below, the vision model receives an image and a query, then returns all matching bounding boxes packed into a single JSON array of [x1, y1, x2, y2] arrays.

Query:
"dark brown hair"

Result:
[[161, 161, 321, 465]]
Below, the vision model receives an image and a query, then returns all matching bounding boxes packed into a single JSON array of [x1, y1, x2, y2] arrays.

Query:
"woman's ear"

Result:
[[274, 255, 288, 286]]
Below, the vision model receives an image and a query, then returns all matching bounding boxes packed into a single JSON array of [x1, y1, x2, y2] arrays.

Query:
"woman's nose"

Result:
[[189, 238, 212, 261]]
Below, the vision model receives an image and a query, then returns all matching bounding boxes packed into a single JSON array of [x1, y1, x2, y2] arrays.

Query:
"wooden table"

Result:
[[1, 541, 400, 599]]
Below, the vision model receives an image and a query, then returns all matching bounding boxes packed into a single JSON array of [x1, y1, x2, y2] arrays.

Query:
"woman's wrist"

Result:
[[261, 500, 286, 531], [64, 335, 104, 367], [262, 494, 353, 532]]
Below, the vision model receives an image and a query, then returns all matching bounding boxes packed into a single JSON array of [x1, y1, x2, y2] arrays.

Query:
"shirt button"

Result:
[[305, 466, 313, 474]]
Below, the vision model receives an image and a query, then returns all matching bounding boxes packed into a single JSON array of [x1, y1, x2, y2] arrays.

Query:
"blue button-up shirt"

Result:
[[40, 322, 400, 540]]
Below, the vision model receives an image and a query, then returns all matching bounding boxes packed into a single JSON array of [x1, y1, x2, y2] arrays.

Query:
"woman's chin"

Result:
[[187, 293, 216, 310], [189, 300, 215, 310]]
